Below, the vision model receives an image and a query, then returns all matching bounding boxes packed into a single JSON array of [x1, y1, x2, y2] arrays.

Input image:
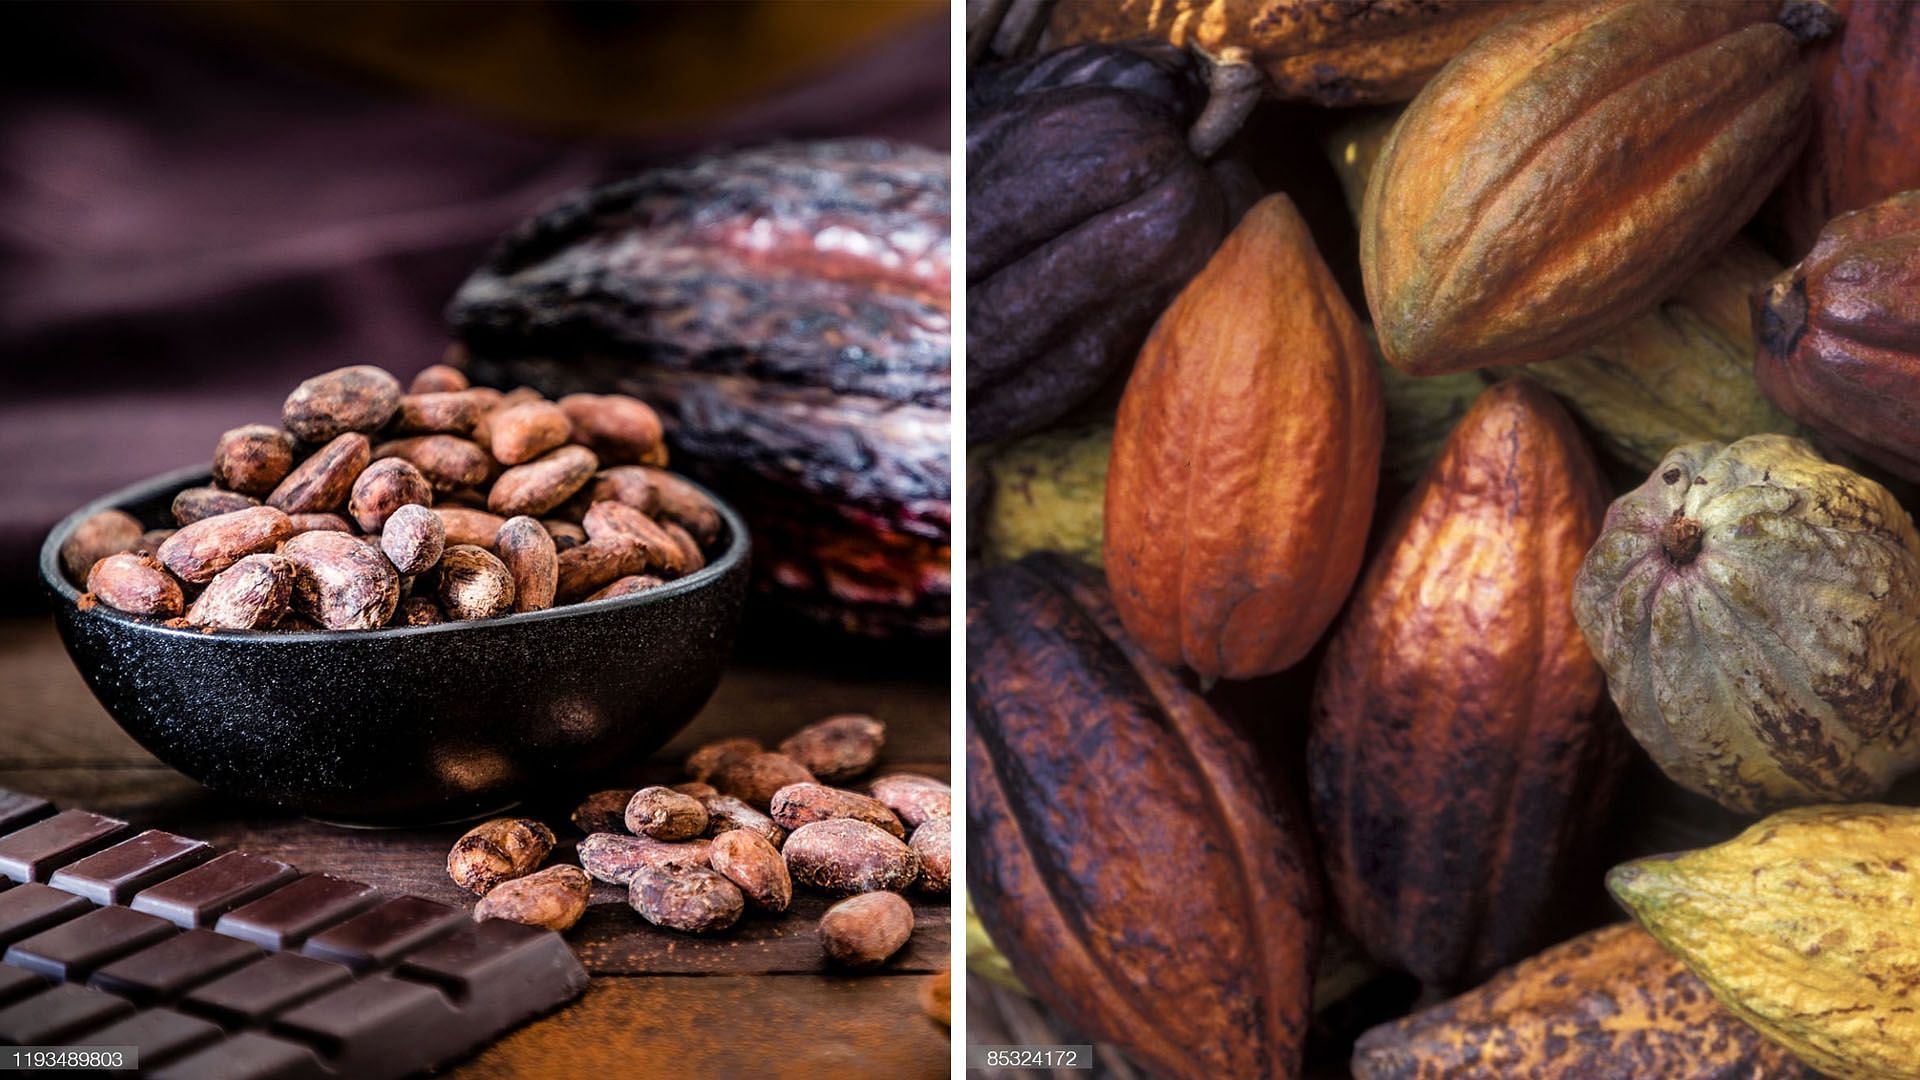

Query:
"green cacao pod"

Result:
[[1573, 435, 1920, 814]]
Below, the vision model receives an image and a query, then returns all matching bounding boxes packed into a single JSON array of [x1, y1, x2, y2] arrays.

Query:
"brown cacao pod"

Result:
[[1046, 0, 1533, 106], [1352, 922, 1820, 1079], [967, 554, 1320, 1080], [1105, 193, 1383, 680], [1764, 0, 1920, 260], [1309, 378, 1622, 987], [1754, 190, 1920, 481], [1361, 0, 1816, 375]]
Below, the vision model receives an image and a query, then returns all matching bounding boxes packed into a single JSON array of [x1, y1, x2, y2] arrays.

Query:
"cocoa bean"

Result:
[[268, 433, 371, 513], [391, 391, 481, 436], [434, 507, 505, 549], [288, 513, 353, 535], [489, 400, 571, 465], [624, 786, 709, 841], [554, 537, 649, 602], [782, 819, 919, 894], [579, 467, 660, 516], [395, 595, 445, 626], [628, 865, 743, 934], [570, 790, 635, 834], [473, 864, 589, 932], [346, 458, 431, 533], [578, 833, 712, 884], [642, 468, 723, 545], [818, 891, 913, 968], [187, 553, 296, 630], [374, 435, 490, 492], [434, 545, 515, 621], [699, 794, 786, 848], [584, 575, 665, 602], [581, 501, 685, 574], [408, 363, 469, 393], [489, 446, 597, 517], [559, 393, 665, 466], [920, 971, 949, 1025], [158, 506, 295, 584], [282, 364, 402, 442], [673, 782, 718, 798], [909, 817, 949, 893], [171, 487, 259, 526], [495, 516, 557, 613], [379, 503, 445, 576], [447, 817, 556, 895], [780, 714, 886, 783], [85, 552, 184, 617], [711, 752, 817, 809], [661, 521, 705, 573], [864, 774, 950, 829], [770, 783, 905, 839], [685, 737, 763, 783], [280, 530, 400, 630], [60, 509, 143, 584], [708, 829, 791, 913], [542, 519, 586, 552], [212, 424, 296, 495], [136, 529, 176, 553]]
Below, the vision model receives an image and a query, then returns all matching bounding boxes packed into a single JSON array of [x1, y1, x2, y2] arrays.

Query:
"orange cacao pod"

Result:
[[1362, 0, 1816, 375], [967, 554, 1320, 1080], [1308, 379, 1622, 987], [1105, 193, 1383, 680]]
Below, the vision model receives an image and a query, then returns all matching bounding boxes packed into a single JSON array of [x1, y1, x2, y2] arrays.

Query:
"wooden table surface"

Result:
[[0, 617, 952, 1077]]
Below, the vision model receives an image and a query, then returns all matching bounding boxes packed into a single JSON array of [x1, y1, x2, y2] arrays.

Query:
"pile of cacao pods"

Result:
[[967, 1, 1920, 1077]]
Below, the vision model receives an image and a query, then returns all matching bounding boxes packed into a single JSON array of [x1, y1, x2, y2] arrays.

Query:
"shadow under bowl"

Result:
[[39, 465, 750, 826]]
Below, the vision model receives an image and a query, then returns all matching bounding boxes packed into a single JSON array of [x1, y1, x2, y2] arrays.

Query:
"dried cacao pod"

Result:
[[978, 421, 1110, 567], [967, 43, 1247, 444], [1610, 804, 1920, 1080], [1353, 922, 1820, 1079], [1309, 379, 1620, 987], [1572, 435, 1920, 814], [968, 554, 1319, 1080], [1361, 0, 1817, 375], [1106, 193, 1382, 679], [1754, 190, 1920, 480], [448, 140, 949, 639], [1764, 0, 1920, 259], [1045, 0, 1531, 106]]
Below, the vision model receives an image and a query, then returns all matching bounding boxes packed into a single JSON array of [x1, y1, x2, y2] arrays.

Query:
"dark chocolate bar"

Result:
[[0, 791, 588, 1077]]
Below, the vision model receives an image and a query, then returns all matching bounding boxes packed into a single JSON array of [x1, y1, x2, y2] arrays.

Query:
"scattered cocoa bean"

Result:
[[495, 516, 557, 612], [395, 595, 446, 626], [921, 971, 950, 1025], [628, 865, 743, 934], [408, 363, 469, 393], [644, 468, 723, 545], [711, 752, 817, 809], [187, 553, 296, 630], [435, 545, 516, 620], [280, 530, 400, 630], [158, 506, 295, 584], [624, 786, 710, 841], [212, 424, 296, 495], [282, 364, 403, 442], [685, 737, 763, 782], [288, 513, 353, 535], [709, 829, 792, 913], [865, 774, 951, 829], [379, 503, 445, 576], [909, 817, 949, 893], [489, 445, 597, 517], [581, 501, 685, 574], [672, 782, 718, 799], [699, 794, 787, 848], [783, 819, 920, 894], [374, 435, 491, 492], [770, 783, 905, 839], [60, 509, 143, 583], [818, 891, 913, 968], [268, 433, 371, 513], [541, 519, 586, 552], [571, 789, 635, 834], [585, 575, 665, 602], [391, 391, 481, 435], [489, 400, 572, 465], [474, 864, 591, 932], [348, 457, 432, 533], [780, 714, 886, 783], [559, 393, 666, 466], [434, 507, 505, 549], [446, 817, 555, 895], [86, 552, 184, 617], [579, 832, 712, 884]]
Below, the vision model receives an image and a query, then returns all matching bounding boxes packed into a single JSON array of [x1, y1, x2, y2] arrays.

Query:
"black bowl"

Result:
[[39, 465, 750, 825]]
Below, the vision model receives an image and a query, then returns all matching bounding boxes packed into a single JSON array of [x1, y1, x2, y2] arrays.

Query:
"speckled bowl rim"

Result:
[[39, 462, 751, 643]]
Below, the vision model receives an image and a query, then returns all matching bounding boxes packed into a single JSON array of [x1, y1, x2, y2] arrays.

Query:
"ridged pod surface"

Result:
[[1611, 805, 1920, 1080], [1309, 379, 1618, 987], [1754, 191, 1920, 481], [1353, 922, 1819, 1079], [967, 554, 1320, 1080], [1361, 0, 1814, 375], [1105, 194, 1382, 679], [1573, 435, 1920, 814]]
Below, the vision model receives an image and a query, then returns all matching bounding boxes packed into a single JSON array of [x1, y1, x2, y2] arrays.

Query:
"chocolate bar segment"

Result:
[[0, 810, 129, 883], [149, 1030, 331, 1080], [182, 951, 353, 1029], [74, 1006, 225, 1065], [0, 883, 93, 947], [399, 917, 591, 1020], [0, 982, 135, 1043], [5, 905, 176, 981], [133, 851, 299, 929], [91, 928, 262, 1005], [0, 791, 53, 834], [274, 973, 462, 1077], [299, 895, 463, 973], [51, 829, 213, 905], [214, 873, 379, 950]]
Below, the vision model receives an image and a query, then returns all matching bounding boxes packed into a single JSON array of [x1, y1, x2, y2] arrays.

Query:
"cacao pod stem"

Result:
[[1188, 47, 1264, 160], [1661, 515, 1705, 566]]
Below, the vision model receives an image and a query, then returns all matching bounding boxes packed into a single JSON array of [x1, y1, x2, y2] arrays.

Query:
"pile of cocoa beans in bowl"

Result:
[[58, 363, 723, 631]]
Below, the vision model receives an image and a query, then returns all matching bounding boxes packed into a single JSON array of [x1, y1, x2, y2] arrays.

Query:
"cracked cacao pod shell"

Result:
[[967, 554, 1320, 1080], [979, 421, 1111, 568], [1105, 193, 1383, 680], [1361, 0, 1815, 375], [1764, 0, 1920, 260], [1754, 190, 1920, 481], [1573, 435, 1920, 814], [1309, 378, 1621, 987], [1353, 922, 1819, 1079], [1610, 804, 1920, 1080], [1046, 0, 1533, 106]]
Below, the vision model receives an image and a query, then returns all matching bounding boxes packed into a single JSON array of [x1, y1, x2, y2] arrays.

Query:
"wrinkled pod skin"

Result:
[[967, 554, 1320, 1080], [1309, 379, 1622, 988], [1573, 435, 1920, 814], [1105, 194, 1383, 680], [1362, 0, 1815, 375], [1754, 190, 1920, 481]]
